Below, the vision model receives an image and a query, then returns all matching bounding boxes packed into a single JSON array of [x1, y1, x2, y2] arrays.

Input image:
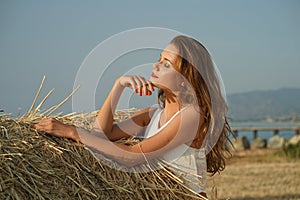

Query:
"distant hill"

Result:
[[227, 88, 300, 122]]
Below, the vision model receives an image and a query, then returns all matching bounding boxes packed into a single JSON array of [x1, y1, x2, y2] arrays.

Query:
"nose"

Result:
[[153, 61, 160, 71]]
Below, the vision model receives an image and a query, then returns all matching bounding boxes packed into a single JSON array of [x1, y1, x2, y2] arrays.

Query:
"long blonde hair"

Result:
[[158, 35, 232, 175]]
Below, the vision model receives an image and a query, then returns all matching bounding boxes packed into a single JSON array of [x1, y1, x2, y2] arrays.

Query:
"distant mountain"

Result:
[[227, 88, 300, 122]]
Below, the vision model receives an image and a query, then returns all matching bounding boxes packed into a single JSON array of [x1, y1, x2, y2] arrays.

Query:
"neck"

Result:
[[163, 91, 181, 116]]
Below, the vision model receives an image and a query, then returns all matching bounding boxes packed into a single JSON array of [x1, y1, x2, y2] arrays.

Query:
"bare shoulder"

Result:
[[181, 105, 201, 117]]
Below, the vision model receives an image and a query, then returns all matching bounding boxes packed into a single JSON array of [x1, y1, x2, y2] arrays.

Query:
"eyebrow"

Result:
[[160, 53, 174, 65]]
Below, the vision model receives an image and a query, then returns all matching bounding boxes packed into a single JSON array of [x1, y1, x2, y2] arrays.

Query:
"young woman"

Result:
[[32, 35, 232, 197]]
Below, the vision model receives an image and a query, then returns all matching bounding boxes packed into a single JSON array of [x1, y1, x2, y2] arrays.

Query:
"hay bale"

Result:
[[0, 77, 206, 199], [0, 113, 205, 199]]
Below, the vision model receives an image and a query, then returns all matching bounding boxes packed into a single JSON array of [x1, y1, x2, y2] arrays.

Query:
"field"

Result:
[[206, 149, 300, 200]]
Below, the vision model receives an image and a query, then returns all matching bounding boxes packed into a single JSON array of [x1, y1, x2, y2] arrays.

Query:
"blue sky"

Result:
[[0, 0, 299, 115]]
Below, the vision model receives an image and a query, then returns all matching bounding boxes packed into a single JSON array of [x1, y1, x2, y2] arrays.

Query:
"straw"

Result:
[[46, 85, 80, 116], [0, 77, 207, 199], [25, 75, 46, 117]]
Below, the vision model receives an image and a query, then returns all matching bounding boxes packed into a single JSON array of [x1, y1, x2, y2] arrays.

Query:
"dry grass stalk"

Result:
[[0, 77, 207, 199]]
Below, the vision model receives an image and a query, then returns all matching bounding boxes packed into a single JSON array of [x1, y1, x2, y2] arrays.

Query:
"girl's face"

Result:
[[150, 44, 182, 93]]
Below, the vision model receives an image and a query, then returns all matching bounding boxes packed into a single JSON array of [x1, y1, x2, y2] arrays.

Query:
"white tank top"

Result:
[[144, 105, 207, 193]]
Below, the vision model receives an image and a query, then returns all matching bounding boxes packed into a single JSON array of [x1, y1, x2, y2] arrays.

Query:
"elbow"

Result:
[[115, 147, 146, 167]]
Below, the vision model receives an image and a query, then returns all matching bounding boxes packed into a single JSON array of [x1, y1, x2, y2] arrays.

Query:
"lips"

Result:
[[151, 72, 158, 78]]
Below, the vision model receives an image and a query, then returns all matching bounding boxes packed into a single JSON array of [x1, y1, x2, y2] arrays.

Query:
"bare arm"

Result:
[[32, 75, 155, 143], [96, 76, 154, 140], [33, 106, 200, 167], [103, 107, 157, 141], [76, 106, 200, 167], [33, 75, 202, 167], [95, 77, 124, 138]]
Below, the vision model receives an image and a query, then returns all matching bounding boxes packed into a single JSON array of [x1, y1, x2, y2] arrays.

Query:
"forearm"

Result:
[[34, 117, 147, 167], [74, 128, 146, 167], [96, 78, 124, 136]]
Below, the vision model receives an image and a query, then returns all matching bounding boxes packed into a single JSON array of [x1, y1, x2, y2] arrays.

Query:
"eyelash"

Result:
[[163, 61, 170, 68], [157, 58, 170, 68]]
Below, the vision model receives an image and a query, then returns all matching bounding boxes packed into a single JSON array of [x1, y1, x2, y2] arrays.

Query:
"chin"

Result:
[[149, 78, 158, 85], [153, 83, 166, 90]]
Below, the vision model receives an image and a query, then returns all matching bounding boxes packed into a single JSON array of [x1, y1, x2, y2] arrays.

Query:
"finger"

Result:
[[146, 80, 154, 90], [121, 76, 136, 90], [35, 120, 47, 126], [129, 76, 140, 91], [139, 76, 154, 93], [33, 118, 56, 132], [146, 80, 155, 92], [134, 82, 142, 96], [136, 76, 149, 96], [139, 87, 142, 96], [143, 81, 154, 96], [37, 118, 55, 125], [33, 123, 46, 132], [129, 79, 138, 91], [132, 76, 143, 96], [143, 85, 147, 96], [142, 82, 148, 96]]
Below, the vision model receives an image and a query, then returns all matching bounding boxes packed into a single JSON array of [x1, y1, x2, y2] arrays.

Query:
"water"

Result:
[[229, 121, 300, 143]]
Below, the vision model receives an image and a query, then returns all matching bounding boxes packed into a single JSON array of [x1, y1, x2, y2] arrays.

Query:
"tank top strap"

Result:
[[144, 105, 191, 139]]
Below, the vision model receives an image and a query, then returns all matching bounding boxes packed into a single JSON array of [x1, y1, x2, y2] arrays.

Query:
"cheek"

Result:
[[152, 71, 180, 90], [164, 69, 179, 82]]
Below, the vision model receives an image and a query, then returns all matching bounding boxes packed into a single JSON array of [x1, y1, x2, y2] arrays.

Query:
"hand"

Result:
[[118, 75, 155, 96], [31, 118, 79, 141]]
